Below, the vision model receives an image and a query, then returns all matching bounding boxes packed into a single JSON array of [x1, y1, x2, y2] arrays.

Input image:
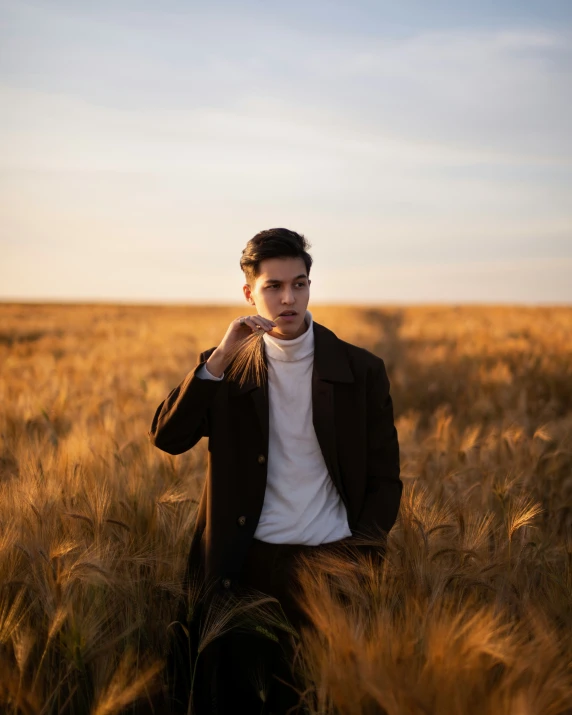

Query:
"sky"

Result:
[[1, 0, 571, 304]]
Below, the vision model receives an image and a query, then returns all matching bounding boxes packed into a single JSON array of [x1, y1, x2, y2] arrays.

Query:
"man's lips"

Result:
[[278, 311, 298, 317]]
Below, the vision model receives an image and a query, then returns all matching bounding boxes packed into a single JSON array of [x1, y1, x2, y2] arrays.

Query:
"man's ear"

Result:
[[243, 283, 255, 306]]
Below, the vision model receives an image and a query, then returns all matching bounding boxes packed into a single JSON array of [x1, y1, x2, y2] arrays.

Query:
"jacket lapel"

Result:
[[311, 322, 354, 507], [230, 348, 270, 450], [250, 379, 269, 451]]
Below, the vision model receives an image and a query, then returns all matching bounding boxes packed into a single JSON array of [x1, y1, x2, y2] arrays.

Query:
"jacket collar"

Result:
[[231, 319, 354, 396]]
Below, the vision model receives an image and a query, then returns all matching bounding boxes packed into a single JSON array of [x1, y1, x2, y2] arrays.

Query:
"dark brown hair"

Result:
[[240, 228, 313, 285]]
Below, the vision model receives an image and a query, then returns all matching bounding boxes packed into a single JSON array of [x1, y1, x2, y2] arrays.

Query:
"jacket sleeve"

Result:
[[148, 347, 221, 455], [354, 359, 402, 538]]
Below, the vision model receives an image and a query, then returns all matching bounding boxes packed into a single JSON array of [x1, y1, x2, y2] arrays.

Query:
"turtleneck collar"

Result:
[[263, 309, 314, 362]]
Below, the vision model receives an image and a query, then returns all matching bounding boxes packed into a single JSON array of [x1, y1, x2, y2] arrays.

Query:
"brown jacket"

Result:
[[148, 319, 402, 594]]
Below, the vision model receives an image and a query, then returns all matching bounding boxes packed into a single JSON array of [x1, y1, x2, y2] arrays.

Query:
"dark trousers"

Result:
[[186, 536, 353, 715]]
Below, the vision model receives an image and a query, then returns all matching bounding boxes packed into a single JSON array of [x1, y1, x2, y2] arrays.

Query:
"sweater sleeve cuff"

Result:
[[197, 363, 225, 381]]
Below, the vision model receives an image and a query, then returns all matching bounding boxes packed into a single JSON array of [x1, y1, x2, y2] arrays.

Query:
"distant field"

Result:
[[1, 302, 572, 714]]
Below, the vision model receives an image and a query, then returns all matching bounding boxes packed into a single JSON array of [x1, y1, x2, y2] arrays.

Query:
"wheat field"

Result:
[[1, 302, 571, 714]]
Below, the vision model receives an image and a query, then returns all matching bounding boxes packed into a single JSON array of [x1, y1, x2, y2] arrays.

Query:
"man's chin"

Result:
[[270, 316, 307, 338], [269, 323, 297, 337]]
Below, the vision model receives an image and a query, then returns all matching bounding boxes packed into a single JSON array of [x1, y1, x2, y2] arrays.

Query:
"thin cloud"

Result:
[[0, 3, 571, 302]]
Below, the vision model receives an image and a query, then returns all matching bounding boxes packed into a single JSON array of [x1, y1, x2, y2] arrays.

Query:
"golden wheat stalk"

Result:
[[224, 327, 267, 388]]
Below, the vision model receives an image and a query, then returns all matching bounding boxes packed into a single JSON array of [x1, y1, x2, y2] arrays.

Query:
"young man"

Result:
[[148, 228, 402, 714]]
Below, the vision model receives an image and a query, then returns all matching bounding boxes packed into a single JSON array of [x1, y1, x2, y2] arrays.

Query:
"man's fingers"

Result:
[[247, 318, 270, 332], [241, 315, 276, 332], [241, 317, 262, 332], [256, 315, 277, 330]]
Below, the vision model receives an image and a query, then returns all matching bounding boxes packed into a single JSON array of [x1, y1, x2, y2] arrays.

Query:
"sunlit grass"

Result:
[[0, 302, 571, 713]]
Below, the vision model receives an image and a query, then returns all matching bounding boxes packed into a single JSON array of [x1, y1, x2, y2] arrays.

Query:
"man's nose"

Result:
[[282, 288, 295, 304]]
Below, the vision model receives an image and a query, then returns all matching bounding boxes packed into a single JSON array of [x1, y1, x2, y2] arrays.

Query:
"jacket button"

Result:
[[257, 454, 266, 464], [237, 515, 246, 526], [222, 578, 231, 589]]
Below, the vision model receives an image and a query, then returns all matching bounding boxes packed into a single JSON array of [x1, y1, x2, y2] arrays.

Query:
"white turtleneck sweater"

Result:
[[196, 310, 352, 545]]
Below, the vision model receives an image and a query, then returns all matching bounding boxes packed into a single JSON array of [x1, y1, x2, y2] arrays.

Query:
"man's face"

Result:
[[243, 257, 311, 339]]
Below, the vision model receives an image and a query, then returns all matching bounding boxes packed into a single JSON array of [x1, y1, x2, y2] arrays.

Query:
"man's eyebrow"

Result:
[[264, 274, 308, 283]]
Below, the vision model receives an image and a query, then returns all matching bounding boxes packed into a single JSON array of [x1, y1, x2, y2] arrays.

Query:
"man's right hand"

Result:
[[205, 314, 276, 377]]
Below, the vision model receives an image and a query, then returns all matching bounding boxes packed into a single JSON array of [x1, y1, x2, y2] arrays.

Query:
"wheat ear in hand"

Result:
[[224, 328, 267, 389]]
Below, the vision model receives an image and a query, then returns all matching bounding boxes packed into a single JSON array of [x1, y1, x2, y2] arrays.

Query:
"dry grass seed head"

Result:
[[197, 590, 285, 654], [91, 648, 163, 715], [225, 328, 267, 388], [506, 496, 543, 543]]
